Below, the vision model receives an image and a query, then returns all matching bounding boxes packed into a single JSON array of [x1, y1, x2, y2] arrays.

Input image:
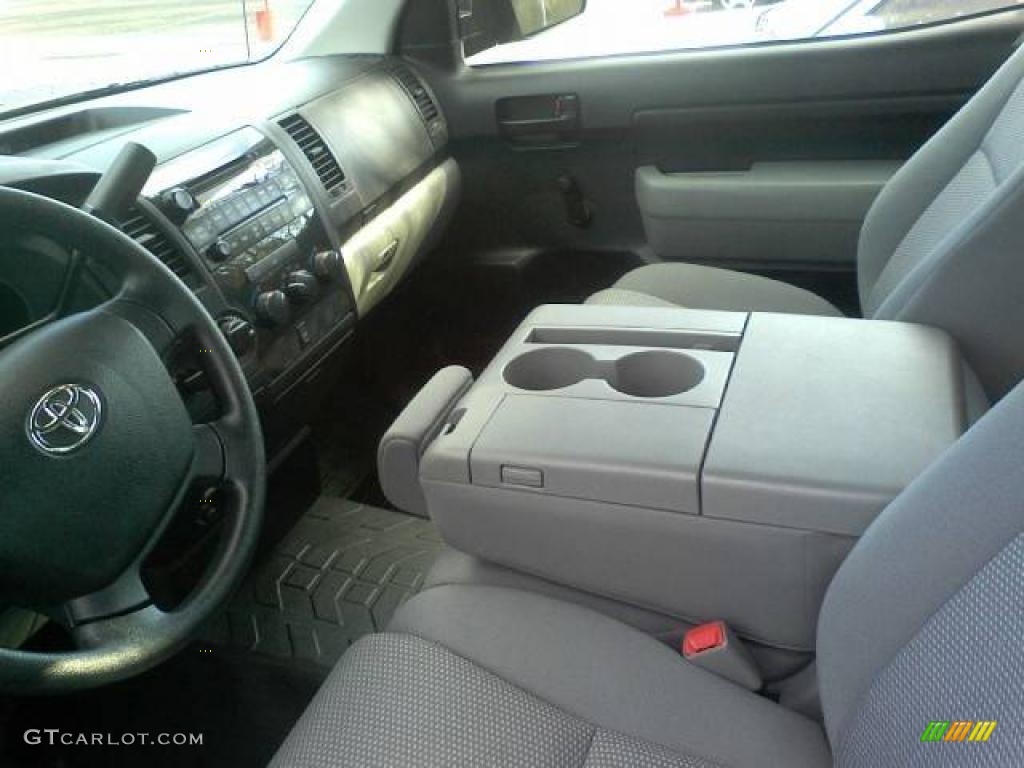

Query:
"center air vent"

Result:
[[120, 206, 199, 287], [388, 62, 442, 128], [279, 114, 347, 198]]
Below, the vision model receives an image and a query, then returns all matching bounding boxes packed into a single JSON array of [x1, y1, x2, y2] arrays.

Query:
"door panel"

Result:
[[636, 160, 900, 267], [634, 94, 968, 172], [435, 12, 1022, 133], [406, 8, 1024, 305]]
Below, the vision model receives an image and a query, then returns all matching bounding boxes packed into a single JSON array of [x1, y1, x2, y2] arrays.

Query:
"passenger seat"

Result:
[[270, 376, 1024, 767], [593, 44, 1024, 400]]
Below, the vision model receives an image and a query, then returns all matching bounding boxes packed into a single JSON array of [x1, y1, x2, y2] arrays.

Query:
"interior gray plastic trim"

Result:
[[637, 162, 899, 221], [525, 326, 741, 352], [470, 395, 713, 514], [502, 346, 723, 403], [636, 162, 899, 265], [421, 305, 745, 488], [702, 313, 966, 536], [412, 305, 969, 649], [424, 479, 854, 650], [379, 365, 474, 518], [504, 304, 748, 333]]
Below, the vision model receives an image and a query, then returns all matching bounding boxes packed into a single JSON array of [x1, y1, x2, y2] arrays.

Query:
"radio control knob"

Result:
[[218, 315, 256, 358], [255, 290, 290, 327], [313, 249, 345, 281], [206, 239, 233, 263], [161, 187, 195, 221], [284, 270, 318, 303]]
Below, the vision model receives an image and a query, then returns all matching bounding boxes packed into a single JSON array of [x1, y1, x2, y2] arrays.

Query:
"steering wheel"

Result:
[[0, 187, 265, 694]]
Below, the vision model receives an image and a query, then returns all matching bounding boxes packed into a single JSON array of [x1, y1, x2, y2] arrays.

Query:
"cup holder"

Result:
[[503, 347, 595, 391], [610, 350, 706, 398], [504, 347, 706, 398]]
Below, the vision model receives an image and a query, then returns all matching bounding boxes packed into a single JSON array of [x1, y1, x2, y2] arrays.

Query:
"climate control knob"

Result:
[[206, 239, 233, 263], [313, 249, 345, 282], [254, 290, 290, 327], [218, 315, 256, 358], [284, 269, 319, 303]]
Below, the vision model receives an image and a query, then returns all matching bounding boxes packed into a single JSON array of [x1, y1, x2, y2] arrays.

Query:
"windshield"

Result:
[[0, 0, 316, 117]]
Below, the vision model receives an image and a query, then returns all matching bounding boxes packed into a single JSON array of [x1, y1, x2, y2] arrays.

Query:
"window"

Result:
[[0, 0, 317, 117], [464, 0, 1024, 66]]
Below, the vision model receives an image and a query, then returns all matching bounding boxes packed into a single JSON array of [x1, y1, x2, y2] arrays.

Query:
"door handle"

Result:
[[497, 94, 581, 147], [499, 112, 579, 132]]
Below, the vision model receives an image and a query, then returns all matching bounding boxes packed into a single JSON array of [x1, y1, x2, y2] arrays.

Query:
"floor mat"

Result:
[[204, 497, 443, 668]]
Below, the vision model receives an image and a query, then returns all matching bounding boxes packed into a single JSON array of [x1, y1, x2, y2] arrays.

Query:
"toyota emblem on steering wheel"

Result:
[[26, 383, 104, 456]]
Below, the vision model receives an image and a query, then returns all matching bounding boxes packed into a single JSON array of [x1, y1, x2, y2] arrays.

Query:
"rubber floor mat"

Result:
[[203, 498, 443, 667]]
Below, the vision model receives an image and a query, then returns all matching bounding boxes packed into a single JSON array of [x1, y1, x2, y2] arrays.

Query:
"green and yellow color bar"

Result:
[[921, 721, 998, 742]]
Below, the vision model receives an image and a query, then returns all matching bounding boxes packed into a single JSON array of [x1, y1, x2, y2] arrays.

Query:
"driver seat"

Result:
[[270, 379, 1024, 767]]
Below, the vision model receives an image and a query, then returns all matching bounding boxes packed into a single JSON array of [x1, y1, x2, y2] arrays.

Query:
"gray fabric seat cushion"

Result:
[[272, 584, 831, 768], [588, 262, 843, 316], [271, 633, 721, 768]]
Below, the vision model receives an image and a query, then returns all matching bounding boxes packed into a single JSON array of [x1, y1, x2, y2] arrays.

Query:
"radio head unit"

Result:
[[181, 144, 312, 278], [148, 128, 321, 288], [145, 127, 354, 393]]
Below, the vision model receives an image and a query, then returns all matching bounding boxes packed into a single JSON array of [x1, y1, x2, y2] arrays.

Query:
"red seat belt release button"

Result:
[[682, 621, 727, 658], [680, 620, 763, 691]]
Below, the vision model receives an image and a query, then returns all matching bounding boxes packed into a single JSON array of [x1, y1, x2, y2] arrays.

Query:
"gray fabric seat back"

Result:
[[817, 380, 1024, 765], [858, 46, 1024, 399]]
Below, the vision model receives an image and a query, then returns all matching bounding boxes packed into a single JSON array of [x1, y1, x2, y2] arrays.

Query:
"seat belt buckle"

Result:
[[681, 621, 763, 691]]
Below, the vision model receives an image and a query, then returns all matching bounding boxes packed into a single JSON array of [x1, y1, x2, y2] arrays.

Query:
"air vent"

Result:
[[120, 207, 198, 287], [388, 62, 441, 126], [279, 114, 347, 197]]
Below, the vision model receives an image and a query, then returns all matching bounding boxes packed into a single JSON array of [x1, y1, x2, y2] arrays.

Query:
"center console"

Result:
[[380, 304, 976, 651], [144, 127, 354, 395]]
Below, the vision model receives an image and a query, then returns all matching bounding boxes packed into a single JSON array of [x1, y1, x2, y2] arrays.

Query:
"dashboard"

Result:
[[0, 54, 458, 424]]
